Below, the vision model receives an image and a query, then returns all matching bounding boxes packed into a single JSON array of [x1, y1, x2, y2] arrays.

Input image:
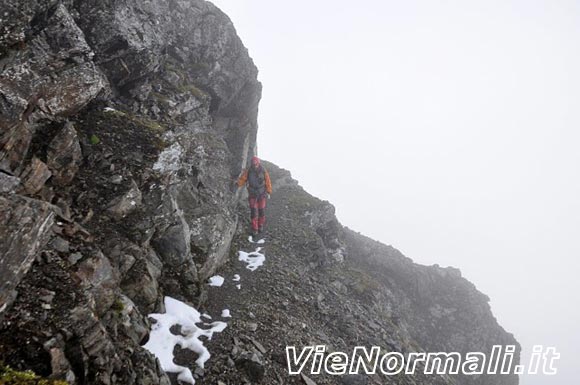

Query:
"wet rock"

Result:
[[74, 250, 119, 316], [122, 258, 161, 312], [49, 237, 70, 253], [68, 252, 83, 265], [249, 337, 267, 354], [40, 64, 107, 119], [107, 181, 142, 220], [0, 0, 59, 48], [194, 366, 205, 377], [71, 313, 119, 383], [0, 120, 32, 176], [152, 220, 191, 267], [0, 3, 107, 123], [0, 194, 54, 317], [48, 347, 76, 383], [41, 4, 93, 61], [235, 352, 265, 382], [19, 158, 52, 195], [0, 172, 20, 193], [132, 348, 171, 385], [47, 122, 82, 186], [108, 294, 149, 346]]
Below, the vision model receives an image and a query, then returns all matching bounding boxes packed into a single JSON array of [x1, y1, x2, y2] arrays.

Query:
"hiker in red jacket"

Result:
[[237, 156, 272, 236]]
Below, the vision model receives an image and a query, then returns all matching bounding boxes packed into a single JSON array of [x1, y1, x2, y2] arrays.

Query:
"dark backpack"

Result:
[[247, 165, 266, 197]]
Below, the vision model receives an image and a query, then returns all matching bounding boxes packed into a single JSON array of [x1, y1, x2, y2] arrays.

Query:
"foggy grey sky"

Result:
[[211, 1, 580, 383]]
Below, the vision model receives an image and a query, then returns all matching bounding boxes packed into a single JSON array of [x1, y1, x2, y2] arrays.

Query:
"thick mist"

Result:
[[212, 1, 580, 384]]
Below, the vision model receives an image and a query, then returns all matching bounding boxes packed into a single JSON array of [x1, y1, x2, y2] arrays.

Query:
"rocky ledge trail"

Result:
[[145, 162, 520, 385]]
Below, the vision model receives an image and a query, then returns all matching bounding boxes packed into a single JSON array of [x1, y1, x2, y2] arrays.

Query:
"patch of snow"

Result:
[[144, 297, 227, 384], [248, 235, 265, 244], [201, 313, 212, 320], [232, 274, 240, 282], [153, 142, 183, 173], [221, 309, 231, 318], [238, 248, 265, 271], [104, 107, 116, 112], [208, 275, 224, 287], [236, 284, 241, 290]]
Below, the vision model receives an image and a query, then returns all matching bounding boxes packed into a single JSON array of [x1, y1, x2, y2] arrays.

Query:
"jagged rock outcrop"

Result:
[[0, 1, 519, 385], [1, 0, 259, 384]]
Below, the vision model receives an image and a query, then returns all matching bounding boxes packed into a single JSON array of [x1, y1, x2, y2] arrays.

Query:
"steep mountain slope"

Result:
[[0, 1, 519, 385], [195, 162, 519, 385]]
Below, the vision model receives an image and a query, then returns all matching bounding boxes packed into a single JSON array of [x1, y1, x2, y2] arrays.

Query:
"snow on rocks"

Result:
[[236, 284, 241, 290], [248, 235, 265, 244], [233, 274, 240, 281], [208, 275, 225, 287], [221, 309, 231, 318], [144, 296, 227, 384], [238, 248, 265, 271], [152, 142, 183, 173]]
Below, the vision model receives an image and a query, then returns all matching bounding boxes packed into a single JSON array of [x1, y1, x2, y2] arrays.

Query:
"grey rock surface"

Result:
[[0, 194, 55, 318], [47, 122, 82, 186], [0, 172, 20, 193]]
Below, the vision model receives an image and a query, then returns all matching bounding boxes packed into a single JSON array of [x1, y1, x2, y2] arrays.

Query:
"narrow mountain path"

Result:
[[158, 178, 455, 385], [196, 183, 390, 385], [200, 190, 309, 385]]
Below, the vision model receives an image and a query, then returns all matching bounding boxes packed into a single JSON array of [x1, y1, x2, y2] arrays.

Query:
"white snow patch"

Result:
[[143, 296, 227, 384], [236, 284, 241, 290], [208, 275, 224, 287], [104, 107, 116, 112], [221, 309, 231, 318], [201, 313, 212, 320], [232, 274, 240, 282], [153, 142, 183, 173], [238, 249, 265, 271], [248, 235, 265, 244]]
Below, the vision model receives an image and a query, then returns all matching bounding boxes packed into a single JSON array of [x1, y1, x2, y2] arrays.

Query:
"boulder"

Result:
[[0, 194, 54, 317], [0, 173, 20, 193], [19, 157, 51, 195], [107, 180, 142, 220], [0, 122, 32, 175], [74, 250, 119, 316], [47, 122, 82, 186], [121, 258, 161, 312]]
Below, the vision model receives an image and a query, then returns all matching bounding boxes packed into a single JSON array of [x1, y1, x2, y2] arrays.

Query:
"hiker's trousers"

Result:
[[249, 195, 267, 231]]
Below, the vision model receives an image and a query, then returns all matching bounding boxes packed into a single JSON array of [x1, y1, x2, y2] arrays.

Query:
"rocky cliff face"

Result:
[[0, 1, 518, 385]]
